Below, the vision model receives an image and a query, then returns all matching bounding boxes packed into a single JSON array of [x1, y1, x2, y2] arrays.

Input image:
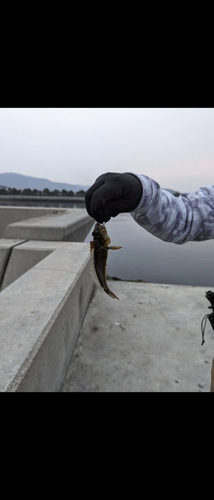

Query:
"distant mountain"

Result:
[[0, 172, 89, 193], [0, 173, 180, 196]]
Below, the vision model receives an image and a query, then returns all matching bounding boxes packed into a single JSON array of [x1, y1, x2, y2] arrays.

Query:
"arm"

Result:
[[85, 172, 214, 244], [130, 174, 214, 244]]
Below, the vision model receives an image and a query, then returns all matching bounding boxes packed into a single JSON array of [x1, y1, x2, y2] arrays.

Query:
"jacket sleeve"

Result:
[[129, 174, 214, 244]]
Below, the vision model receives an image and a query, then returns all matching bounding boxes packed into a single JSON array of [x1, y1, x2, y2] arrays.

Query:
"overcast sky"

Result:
[[0, 108, 214, 191]]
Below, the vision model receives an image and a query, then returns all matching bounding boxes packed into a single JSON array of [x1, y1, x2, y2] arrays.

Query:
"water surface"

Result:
[[84, 213, 214, 287]]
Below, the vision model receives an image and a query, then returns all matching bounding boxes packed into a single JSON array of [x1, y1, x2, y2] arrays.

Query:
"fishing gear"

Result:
[[201, 291, 214, 345]]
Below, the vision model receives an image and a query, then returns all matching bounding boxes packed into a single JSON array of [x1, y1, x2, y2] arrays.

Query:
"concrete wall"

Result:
[[0, 206, 66, 238], [3, 209, 93, 242], [0, 208, 94, 291], [0, 206, 95, 392], [0, 240, 53, 290], [0, 240, 88, 291], [0, 244, 95, 392]]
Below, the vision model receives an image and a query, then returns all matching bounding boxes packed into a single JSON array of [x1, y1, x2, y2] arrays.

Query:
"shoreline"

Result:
[[0, 195, 85, 202]]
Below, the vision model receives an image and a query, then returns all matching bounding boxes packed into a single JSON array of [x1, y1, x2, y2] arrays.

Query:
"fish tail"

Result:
[[105, 288, 119, 300]]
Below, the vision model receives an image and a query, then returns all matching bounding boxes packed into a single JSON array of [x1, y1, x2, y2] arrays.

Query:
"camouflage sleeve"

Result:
[[129, 173, 214, 244]]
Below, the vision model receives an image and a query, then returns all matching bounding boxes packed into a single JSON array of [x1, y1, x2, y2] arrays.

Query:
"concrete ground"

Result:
[[61, 281, 214, 392]]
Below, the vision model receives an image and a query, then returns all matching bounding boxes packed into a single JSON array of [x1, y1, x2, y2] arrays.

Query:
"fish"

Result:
[[90, 223, 122, 300]]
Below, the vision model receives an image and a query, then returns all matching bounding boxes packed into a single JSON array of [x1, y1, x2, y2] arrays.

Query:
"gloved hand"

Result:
[[85, 172, 143, 223]]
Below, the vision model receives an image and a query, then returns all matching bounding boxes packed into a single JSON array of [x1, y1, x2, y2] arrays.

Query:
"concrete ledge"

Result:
[[0, 240, 71, 291], [3, 209, 94, 242], [0, 243, 94, 392], [0, 206, 66, 238]]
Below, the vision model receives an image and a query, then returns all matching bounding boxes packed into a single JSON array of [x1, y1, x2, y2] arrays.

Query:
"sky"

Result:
[[0, 107, 214, 192]]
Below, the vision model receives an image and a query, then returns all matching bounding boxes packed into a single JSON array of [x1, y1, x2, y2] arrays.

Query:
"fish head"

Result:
[[92, 223, 111, 245]]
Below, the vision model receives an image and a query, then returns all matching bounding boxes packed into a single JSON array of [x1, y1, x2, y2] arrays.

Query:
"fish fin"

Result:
[[105, 288, 120, 300], [90, 241, 95, 252], [108, 246, 123, 250]]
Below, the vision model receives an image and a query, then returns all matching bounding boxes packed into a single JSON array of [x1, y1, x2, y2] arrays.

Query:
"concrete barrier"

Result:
[[0, 240, 96, 291], [0, 208, 94, 290], [0, 243, 95, 392], [0, 240, 72, 290], [0, 206, 97, 392], [0, 206, 66, 238], [3, 209, 93, 242]]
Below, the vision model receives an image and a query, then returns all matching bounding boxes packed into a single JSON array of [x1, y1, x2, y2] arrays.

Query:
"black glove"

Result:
[[85, 172, 143, 223]]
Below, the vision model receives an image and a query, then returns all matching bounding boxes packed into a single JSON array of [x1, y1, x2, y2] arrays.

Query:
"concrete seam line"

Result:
[[0, 240, 28, 291]]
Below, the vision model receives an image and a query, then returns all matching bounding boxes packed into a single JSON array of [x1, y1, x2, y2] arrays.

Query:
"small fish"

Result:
[[90, 223, 122, 300]]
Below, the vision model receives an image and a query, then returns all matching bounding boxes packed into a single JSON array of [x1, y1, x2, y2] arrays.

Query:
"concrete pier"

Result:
[[0, 205, 213, 392], [0, 206, 67, 239], [3, 208, 92, 242], [61, 281, 214, 392], [0, 206, 94, 391], [0, 243, 94, 391], [0, 207, 94, 290]]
